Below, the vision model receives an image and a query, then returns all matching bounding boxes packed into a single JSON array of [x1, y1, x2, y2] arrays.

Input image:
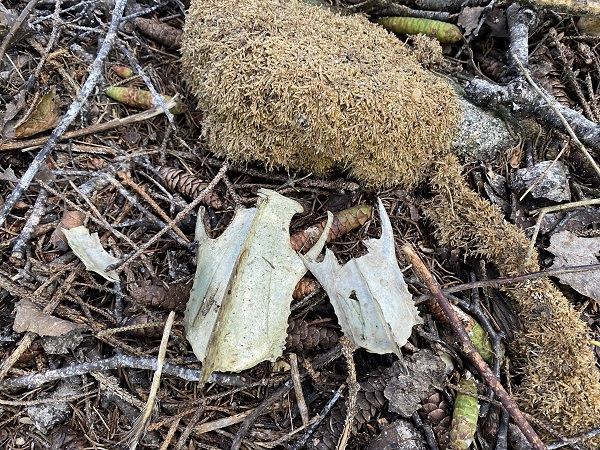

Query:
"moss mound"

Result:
[[181, 0, 460, 190], [424, 154, 600, 441]]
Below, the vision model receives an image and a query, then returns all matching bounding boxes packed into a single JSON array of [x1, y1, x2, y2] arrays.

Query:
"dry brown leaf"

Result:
[[50, 210, 86, 250], [13, 299, 86, 336], [3, 86, 60, 139], [457, 7, 486, 37]]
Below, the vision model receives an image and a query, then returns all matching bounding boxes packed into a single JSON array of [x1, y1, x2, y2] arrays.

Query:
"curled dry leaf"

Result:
[[301, 199, 422, 357], [14, 299, 86, 337], [184, 189, 333, 384], [49, 210, 86, 251], [3, 86, 60, 139], [62, 226, 120, 282], [0, 167, 18, 182], [457, 6, 486, 37], [290, 204, 372, 252]]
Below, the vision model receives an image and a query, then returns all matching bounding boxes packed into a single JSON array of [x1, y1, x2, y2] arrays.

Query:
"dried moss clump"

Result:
[[424, 154, 600, 441], [181, 0, 460, 190]]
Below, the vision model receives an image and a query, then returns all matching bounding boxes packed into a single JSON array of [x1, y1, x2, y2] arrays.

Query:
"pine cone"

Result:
[[155, 166, 224, 209], [129, 281, 191, 311], [419, 390, 452, 450], [286, 318, 339, 353], [292, 277, 320, 300], [308, 367, 388, 450]]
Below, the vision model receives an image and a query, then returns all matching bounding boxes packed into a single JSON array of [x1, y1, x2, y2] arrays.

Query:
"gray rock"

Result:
[[509, 160, 571, 202]]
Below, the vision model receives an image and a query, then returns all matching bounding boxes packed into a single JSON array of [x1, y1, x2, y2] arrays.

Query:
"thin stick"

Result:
[[412, 262, 600, 303], [0, 354, 251, 392], [159, 416, 181, 450], [337, 336, 358, 450], [128, 311, 175, 450], [289, 385, 345, 450], [402, 243, 547, 450], [11, 188, 48, 260], [0, 98, 178, 152], [106, 164, 228, 272], [174, 405, 205, 450], [230, 344, 343, 450], [289, 354, 309, 427], [519, 141, 569, 202], [525, 198, 600, 264], [119, 173, 189, 242]]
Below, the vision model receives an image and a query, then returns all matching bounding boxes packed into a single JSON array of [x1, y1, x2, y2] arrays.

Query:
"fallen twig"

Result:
[[0, 98, 179, 152], [289, 353, 310, 427], [0, 0, 38, 63], [338, 336, 358, 450], [525, 199, 600, 264], [512, 53, 600, 180], [290, 385, 346, 450], [402, 243, 547, 450], [105, 163, 229, 272], [11, 188, 47, 260], [412, 262, 600, 304], [0, 354, 251, 392], [127, 311, 175, 450]]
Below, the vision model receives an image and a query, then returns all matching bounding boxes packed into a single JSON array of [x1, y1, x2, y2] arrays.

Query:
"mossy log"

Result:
[[181, 0, 600, 441]]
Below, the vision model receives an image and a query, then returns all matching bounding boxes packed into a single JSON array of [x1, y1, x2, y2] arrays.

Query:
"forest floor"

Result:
[[0, 0, 599, 449]]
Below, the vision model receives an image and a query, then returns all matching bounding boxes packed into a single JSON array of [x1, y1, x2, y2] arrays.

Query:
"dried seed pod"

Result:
[[420, 389, 452, 450], [111, 65, 134, 79], [449, 371, 479, 450], [378, 17, 463, 44], [529, 46, 574, 108], [427, 297, 497, 364], [292, 277, 320, 300], [105, 87, 185, 114], [134, 17, 183, 49], [286, 318, 339, 352], [155, 166, 224, 209], [290, 204, 372, 252], [474, 52, 507, 81]]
